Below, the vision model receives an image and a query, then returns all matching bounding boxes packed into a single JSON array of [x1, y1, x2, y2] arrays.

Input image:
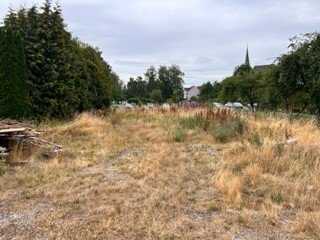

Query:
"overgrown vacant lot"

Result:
[[1, 108, 320, 240]]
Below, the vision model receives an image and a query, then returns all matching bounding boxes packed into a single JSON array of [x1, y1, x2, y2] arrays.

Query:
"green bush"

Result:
[[173, 127, 187, 142], [271, 192, 284, 204], [127, 98, 142, 105], [179, 112, 246, 143], [211, 118, 246, 143]]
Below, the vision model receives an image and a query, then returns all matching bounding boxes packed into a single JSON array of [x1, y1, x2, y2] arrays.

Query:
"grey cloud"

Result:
[[1, 0, 320, 86]]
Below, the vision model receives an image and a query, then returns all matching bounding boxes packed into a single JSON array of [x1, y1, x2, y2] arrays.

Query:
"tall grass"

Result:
[[179, 108, 246, 142]]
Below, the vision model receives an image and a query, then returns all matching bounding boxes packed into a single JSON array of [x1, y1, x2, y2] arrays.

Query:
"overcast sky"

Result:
[[1, 0, 320, 86]]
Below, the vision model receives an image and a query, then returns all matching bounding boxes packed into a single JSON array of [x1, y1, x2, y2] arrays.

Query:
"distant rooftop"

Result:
[[253, 64, 274, 72], [184, 86, 200, 91]]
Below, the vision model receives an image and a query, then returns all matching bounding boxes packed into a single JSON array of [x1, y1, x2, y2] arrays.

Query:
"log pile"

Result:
[[0, 120, 62, 163]]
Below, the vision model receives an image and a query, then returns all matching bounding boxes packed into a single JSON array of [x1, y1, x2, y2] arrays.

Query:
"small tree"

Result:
[[199, 82, 214, 102], [238, 72, 261, 110]]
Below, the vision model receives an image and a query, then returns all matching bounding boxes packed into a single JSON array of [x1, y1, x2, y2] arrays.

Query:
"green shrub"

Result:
[[127, 98, 142, 105], [271, 192, 284, 204], [173, 127, 187, 142], [212, 126, 234, 143], [178, 110, 246, 143], [211, 118, 246, 143]]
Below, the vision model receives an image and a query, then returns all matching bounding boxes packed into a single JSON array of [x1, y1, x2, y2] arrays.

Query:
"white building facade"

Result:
[[184, 86, 200, 101]]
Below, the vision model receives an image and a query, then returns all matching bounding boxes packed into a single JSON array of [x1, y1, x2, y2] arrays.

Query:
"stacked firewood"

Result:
[[0, 120, 62, 163]]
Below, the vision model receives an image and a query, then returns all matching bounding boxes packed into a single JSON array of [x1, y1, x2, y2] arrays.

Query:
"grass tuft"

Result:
[[172, 127, 187, 142]]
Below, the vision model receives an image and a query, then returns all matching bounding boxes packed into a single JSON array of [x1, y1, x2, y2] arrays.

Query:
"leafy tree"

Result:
[[158, 65, 184, 102], [276, 52, 307, 112], [110, 72, 124, 102], [158, 66, 171, 100], [145, 66, 159, 93], [218, 76, 240, 102], [238, 72, 262, 109], [294, 34, 320, 117], [234, 64, 252, 76], [126, 77, 148, 100], [199, 82, 214, 102], [127, 65, 185, 103], [257, 66, 282, 110]]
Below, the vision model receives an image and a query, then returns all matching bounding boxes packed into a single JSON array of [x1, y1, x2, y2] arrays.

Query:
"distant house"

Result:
[[184, 86, 200, 101]]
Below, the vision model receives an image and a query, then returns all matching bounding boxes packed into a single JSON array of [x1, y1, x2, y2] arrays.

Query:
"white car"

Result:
[[225, 102, 234, 108], [124, 103, 134, 109], [225, 102, 244, 109], [233, 102, 244, 108], [213, 102, 224, 108]]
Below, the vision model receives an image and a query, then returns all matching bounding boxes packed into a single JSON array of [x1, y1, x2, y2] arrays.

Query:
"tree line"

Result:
[[0, 0, 121, 119], [2, 0, 319, 118], [198, 33, 320, 117], [124, 65, 184, 104]]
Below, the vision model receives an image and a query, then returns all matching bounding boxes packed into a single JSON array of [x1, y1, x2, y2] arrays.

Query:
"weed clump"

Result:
[[248, 132, 264, 147], [179, 108, 247, 142], [110, 111, 122, 126], [179, 115, 208, 130], [172, 127, 187, 142], [211, 118, 246, 143], [270, 191, 284, 204]]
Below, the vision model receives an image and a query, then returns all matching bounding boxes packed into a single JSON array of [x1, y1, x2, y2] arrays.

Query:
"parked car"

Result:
[[213, 102, 224, 108], [233, 102, 244, 109], [225, 102, 244, 109]]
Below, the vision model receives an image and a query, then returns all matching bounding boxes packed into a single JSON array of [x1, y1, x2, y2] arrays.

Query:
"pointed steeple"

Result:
[[245, 45, 251, 67]]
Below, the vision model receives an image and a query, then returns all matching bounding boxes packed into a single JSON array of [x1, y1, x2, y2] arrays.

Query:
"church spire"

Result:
[[245, 45, 250, 67]]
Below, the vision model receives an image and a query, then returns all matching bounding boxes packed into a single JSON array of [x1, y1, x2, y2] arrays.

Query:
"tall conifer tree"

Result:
[[0, 28, 29, 118]]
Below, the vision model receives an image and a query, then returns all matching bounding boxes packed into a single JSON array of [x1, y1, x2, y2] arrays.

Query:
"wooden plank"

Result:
[[0, 128, 27, 134]]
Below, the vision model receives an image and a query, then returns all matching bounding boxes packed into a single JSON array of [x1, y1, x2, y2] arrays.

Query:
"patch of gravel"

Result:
[[231, 229, 296, 240], [183, 207, 215, 221], [111, 148, 144, 162], [186, 144, 217, 157], [0, 203, 54, 240], [79, 148, 145, 184]]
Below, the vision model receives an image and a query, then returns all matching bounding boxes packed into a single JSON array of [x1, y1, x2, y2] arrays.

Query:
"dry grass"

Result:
[[292, 212, 320, 238], [0, 108, 320, 239]]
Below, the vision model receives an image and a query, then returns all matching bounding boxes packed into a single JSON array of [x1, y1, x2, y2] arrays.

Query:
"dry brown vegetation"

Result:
[[0, 108, 320, 239]]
